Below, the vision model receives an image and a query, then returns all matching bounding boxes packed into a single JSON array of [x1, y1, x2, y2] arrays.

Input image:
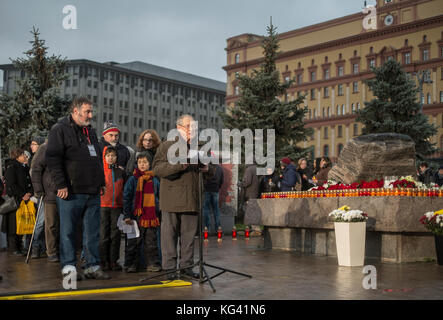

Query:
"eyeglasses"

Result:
[[143, 139, 154, 142], [30, 143, 39, 146]]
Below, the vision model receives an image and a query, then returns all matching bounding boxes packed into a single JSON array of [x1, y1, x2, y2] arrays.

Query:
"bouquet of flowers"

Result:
[[419, 209, 443, 236], [329, 205, 368, 223], [390, 176, 416, 188]]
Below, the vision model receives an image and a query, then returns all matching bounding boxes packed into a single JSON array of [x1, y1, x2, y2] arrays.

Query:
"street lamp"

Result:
[[414, 69, 433, 113]]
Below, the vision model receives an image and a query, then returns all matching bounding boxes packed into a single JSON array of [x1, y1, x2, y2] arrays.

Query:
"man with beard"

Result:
[[99, 121, 131, 171]]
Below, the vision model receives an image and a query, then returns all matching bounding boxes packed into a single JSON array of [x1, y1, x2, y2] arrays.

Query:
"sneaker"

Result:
[[47, 255, 59, 262], [12, 251, 23, 256], [84, 268, 111, 280], [147, 265, 162, 272]]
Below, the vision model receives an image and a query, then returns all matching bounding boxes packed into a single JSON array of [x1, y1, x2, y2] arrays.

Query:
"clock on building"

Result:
[[384, 14, 394, 26]]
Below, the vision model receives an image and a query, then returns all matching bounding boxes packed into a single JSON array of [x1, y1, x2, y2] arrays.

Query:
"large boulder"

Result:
[[328, 133, 417, 184]]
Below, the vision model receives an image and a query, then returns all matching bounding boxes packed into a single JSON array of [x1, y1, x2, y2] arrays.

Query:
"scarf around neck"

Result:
[[134, 168, 159, 228]]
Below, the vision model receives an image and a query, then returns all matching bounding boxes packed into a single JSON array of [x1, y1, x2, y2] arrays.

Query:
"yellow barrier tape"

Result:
[[0, 280, 192, 300]]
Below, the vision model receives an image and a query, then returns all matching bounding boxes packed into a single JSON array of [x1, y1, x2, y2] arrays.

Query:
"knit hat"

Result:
[[281, 157, 291, 166], [32, 136, 45, 145], [103, 121, 120, 135]]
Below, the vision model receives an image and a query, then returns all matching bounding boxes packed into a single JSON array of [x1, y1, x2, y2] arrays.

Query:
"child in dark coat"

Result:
[[123, 152, 161, 273]]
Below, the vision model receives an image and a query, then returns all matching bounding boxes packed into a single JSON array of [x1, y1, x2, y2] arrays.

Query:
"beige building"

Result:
[[224, 0, 443, 161]]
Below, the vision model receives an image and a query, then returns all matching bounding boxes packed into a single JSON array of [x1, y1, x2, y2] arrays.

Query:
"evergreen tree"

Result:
[[0, 27, 70, 157], [219, 22, 313, 164], [356, 59, 437, 157]]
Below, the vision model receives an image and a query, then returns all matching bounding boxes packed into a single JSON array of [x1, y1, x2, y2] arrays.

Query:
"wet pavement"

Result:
[[0, 235, 442, 300]]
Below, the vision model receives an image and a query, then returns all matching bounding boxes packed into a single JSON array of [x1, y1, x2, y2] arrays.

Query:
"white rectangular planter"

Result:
[[334, 222, 366, 266]]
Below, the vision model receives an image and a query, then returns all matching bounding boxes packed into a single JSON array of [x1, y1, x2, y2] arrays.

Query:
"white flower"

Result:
[[425, 212, 435, 220]]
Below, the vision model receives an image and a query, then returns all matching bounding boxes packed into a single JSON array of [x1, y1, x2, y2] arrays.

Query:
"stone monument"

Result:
[[328, 133, 417, 184]]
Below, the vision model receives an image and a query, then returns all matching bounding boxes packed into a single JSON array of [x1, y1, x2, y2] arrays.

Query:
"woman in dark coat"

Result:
[[126, 129, 161, 175], [296, 158, 314, 191], [4, 148, 34, 255]]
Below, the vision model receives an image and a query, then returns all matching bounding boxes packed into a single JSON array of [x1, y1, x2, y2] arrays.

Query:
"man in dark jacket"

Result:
[[31, 141, 59, 262], [46, 97, 110, 280], [434, 166, 443, 187], [203, 164, 224, 232], [99, 121, 131, 170], [418, 162, 435, 185], [279, 158, 301, 192]]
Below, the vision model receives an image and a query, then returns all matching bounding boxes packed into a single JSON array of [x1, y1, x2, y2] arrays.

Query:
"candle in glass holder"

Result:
[[394, 188, 400, 196], [406, 188, 412, 197]]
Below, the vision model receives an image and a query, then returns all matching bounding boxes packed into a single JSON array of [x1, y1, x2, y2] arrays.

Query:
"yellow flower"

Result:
[[338, 205, 350, 211], [434, 209, 443, 215]]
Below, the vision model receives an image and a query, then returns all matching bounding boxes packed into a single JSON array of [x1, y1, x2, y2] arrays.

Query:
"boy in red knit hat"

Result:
[[123, 152, 161, 273]]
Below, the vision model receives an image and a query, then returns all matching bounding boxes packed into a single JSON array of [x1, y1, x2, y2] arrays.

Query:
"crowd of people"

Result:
[[0, 97, 221, 281], [2, 96, 442, 283]]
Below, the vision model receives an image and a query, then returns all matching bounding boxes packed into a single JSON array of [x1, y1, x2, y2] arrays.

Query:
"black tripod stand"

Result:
[[140, 168, 251, 293]]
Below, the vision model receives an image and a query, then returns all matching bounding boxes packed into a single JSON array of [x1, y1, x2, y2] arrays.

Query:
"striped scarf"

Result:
[[133, 168, 159, 228]]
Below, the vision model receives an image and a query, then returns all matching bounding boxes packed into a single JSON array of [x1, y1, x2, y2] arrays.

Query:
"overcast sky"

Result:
[[0, 0, 373, 86]]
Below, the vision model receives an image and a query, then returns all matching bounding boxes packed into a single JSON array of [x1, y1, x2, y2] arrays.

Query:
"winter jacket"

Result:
[[30, 143, 57, 204], [418, 168, 435, 185], [5, 159, 33, 203], [123, 175, 160, 221], [434, 172, 443, 187], [153, 136, 214, 213], [204, 164, 224, 193], [297, 167, 314, 191], [99, 137, 131, 170], [259, 172, 280, 194], [316, 166, 332, 184], [240, 164, 260, 200], [101, 147, 126, 208], [280, 164, 300, 192], [46, 115, 105, 195]]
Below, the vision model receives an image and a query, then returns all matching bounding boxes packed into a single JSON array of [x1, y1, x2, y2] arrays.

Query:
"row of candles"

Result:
[[261, 188, 443, 199], [203, 226, 249, 241]]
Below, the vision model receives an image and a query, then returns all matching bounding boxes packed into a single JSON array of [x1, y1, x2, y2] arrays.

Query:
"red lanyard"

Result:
[[82, 127, 91, 144]]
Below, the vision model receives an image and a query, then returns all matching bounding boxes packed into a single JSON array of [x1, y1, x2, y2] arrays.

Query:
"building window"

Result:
[[234, 86, 239, 95], [440, 91, 443, 103], [338, 66, 344, 77], [322, 108, 326, 118], [308, 109, 312, 119], [324, 127, 328, 139], [336, 105, 341, 116], [324, 69, 330, 80], [73, 79, 78, 87], [310, 89, 315, 100], [324, 87, 329, 98], [369, 59, 376, 68], [313, 109, 317, 118], [353, 64, 359, 75], [342, 104, 345, 115], [423, 49, 429, 61], [311, 71, 316, 82], [353, 82, 359, 93], [296, 74, 303, 85], [353, 124, 358, 136], [404, 52, 411, 65], [65, 79, 70, 87], [327, 107, 331, 117], [338, 84, 344, 96], [235, 53, 240, 64], [427, 93, 432, 104], [338, 126, 343, 138], [323, 145, 329, 157]]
